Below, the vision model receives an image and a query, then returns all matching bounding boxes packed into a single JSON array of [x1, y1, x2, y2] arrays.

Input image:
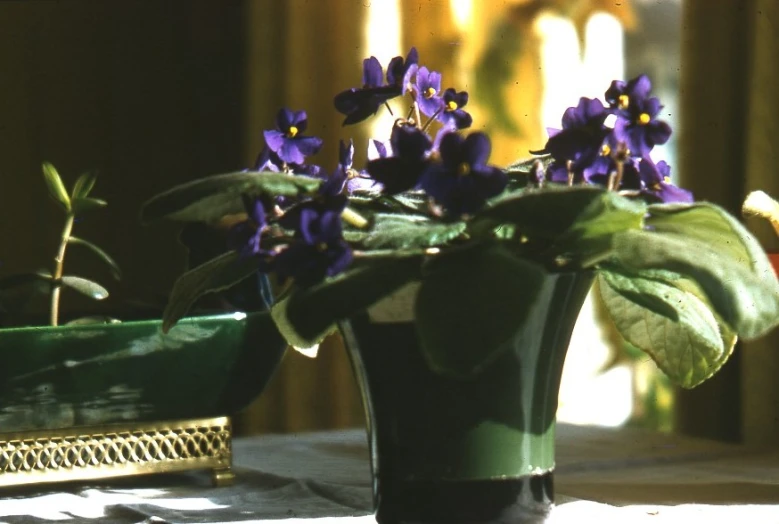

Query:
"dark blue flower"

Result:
[[263, 109, 324, 165], [639, 159, 694, 203], [334, 48, 418, 126], [605, 75, 652, 114], [227, 195, 270, 258], [611, 99, 672, 157], [414, 66, 444, 117], [420, 132, 507, 216], [438, 88, 472, 130], [604, 75, 671, 157], [273, 200, 352, 287], [366, 124, 433, 194]]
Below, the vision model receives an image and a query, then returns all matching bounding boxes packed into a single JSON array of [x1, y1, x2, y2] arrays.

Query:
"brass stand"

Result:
[[0, 416, 234, 488]]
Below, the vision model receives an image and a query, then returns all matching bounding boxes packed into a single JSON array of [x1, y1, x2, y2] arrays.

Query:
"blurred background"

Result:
[[0, 0, 777, 446]]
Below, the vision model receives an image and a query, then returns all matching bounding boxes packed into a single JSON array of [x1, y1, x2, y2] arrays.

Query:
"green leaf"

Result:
[[612, 230, 779, 339], [272, 255, 423, 348], [68, 236, 122, 280], [647, 202, 776, 283], [60, 276, 109, 300], [362, 214, 466, 250], [71, 171, 98, 199], [140, 171, 323, 224], [162, 251, 261, 333], [42, 162, 71, 212], [599, 269, 737, 389], [71, 197, 107, 214], [477, 185, 607, 239], [415, 244, 546, 378], [555, 189, 647, 258]]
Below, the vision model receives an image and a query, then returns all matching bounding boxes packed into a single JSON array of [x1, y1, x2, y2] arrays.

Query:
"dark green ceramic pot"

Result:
[[0, 312, 287, 432], [340, 271, 594, 524]]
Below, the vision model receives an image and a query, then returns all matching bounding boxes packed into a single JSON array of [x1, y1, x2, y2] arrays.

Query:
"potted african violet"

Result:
[[142, 47, 779, 523], [0, 163, 286, 435]]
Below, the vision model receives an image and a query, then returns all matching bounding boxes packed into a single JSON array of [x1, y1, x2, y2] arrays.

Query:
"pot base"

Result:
[[376, 473, 554, 524]]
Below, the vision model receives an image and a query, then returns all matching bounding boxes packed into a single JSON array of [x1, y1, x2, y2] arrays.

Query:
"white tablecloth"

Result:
[[0, 425, 778, 523]]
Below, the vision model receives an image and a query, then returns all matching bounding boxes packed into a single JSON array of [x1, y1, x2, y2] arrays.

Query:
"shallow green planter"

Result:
[[340, 271, 594, 524], [0, 312, 287, 432]]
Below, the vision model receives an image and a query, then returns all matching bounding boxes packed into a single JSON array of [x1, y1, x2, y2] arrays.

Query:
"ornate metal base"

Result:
[[0, 416, 233, 488]]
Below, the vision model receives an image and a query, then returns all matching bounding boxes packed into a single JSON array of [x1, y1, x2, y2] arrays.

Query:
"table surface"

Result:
[[0, 424, 778, 523]]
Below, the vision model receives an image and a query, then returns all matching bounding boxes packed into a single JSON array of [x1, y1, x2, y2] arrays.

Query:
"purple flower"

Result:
[[605, 75, 653, 114], [612, 97, 671, 157], [273, 199, 352, 287], [604, 75, 671, 157], [263, 109, 324, 165], [639, 159, 694, 203], [366, 124, 433, 195], [414, 67, 444, 117], [333, 48, 418, 126], [420, 132, 507, 216], [544, 97, 610, 163], [227, 195, 270, 258], [438, 88, 472, 130]]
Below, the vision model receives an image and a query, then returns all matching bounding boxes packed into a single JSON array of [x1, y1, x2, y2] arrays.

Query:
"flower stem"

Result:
[[50, 213, 75, 326], [383, 101, 395, 116], [420, 108, 442, 133]]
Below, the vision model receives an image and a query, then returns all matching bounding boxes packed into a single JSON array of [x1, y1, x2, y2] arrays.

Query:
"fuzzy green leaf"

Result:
[[68, 236, 122, 280], [162, 251, 261, 333], [71, 197, 107, 214], [140, 171, 323, 224], [477, 185, 606, 238], [272, 255, 423, 348], [362, 214, 467, 250], [646, 202, 776, 282], [60, 276, 109, 300], [599, 269, 737, 388], [612, 230, 779, 339], [71, 171, 98, 199], [415, 244, 546, 378], [42, 162, 71, 212]]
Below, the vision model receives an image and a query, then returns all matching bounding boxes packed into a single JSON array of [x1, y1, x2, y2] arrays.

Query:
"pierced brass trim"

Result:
[[0, 416, 233, 487]]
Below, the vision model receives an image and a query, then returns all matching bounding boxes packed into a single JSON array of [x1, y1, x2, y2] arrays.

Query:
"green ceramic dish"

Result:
[[0, 311, 286, 432]]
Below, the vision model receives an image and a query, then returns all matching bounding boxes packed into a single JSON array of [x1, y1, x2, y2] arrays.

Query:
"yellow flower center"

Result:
[[600, 144, 611, 156], [618, 94, 629, 109], [288, 126, 299, 137], [446, 100, 458, 111], [663, 175, 671, 184], [457, 162, 471, 176], [638, 113, 651, 125], [425, 87, 436, 98], [317, 242, 328, 252]]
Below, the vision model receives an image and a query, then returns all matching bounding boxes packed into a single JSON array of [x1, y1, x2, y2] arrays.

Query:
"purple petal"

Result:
[[293, 136, 324, 158], [276, 108, 296, 131], [628, 75, 652, 99], [367, 139, 392, 160], [263, 130, 286, 154], [290, 110, 308, 132], [326, 242, 353, 277], [438, 132, 465, 168], [363, 57, 384, 87], [339, 139, 354, 169], [463, 133, 492, 167], [278, 140, 305, 165]]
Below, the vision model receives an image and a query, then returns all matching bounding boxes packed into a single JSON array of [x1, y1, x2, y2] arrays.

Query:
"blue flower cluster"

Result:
[[228, 52, 690, 287], [540, 75, 692, 203]]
